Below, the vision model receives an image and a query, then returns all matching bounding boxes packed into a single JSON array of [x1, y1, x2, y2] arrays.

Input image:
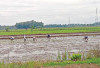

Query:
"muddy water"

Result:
[[0, 36, 100, 62]]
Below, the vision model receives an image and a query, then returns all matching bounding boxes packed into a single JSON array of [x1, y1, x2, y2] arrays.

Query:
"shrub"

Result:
[[71, 54, 81, 61], [86, 50, 100, 59]]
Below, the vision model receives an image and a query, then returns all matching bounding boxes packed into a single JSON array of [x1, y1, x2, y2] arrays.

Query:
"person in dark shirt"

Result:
[[84, 36, 88, 42], [47, 34, 51, 41], [47, 34, 50, 38]]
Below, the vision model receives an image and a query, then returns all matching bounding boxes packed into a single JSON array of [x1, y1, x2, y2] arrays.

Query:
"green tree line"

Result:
[[0, 20, 100, 30]]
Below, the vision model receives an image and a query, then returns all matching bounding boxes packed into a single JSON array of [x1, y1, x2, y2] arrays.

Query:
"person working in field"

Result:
[[47, 34, 50, 38], [10, 36, 15, 41], [33, 37, 36, 41], [24, 35, 26, 42], [47, 34, 51, 41], [84, 36, 88, 42]]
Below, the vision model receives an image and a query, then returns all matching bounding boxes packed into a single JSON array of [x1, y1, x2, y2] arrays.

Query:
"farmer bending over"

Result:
[[47, 34, 50, 38], [10, 36, 15, 41], [47, 34, 51, 41], [24, 35, 26, 42], [84, 36, 88, 42], [33, 37, 36, 41]]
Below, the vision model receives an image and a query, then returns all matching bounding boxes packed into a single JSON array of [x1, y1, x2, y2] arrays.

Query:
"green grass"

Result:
[[43, 58, 100, 67], [0, 57, 100, 68], [1, 27, 100, 35]]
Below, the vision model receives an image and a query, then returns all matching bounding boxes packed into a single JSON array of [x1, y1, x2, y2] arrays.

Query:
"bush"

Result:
[[71, 54, 81, 61], [86, 50, 100, 59]]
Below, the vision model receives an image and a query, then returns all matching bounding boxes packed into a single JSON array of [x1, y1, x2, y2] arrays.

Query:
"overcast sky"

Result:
[[0, 0, 100, 25]]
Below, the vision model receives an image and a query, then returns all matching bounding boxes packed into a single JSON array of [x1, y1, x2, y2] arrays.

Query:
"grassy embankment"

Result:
[[0, 27, 100, 35], [0, 58, 100, 68]]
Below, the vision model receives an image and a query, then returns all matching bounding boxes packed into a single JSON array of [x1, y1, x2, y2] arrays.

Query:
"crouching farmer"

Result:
[[84, 36, 88, 42]]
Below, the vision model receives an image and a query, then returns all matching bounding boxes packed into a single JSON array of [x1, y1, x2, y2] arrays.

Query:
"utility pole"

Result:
[[95, 8, 98, 23], [68, 16, 70, 27]]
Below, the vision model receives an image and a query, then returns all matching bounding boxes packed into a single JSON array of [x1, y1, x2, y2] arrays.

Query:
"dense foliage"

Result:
[[15, 20, 44, 29], [71, 54, 82, 61]]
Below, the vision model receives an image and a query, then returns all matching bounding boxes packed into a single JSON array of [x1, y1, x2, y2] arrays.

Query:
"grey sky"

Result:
[[0, 0, 100, 25]]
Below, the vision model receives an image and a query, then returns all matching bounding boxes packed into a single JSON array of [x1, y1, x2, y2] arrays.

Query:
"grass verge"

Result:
[[1, 27, 100, 35], [0, 57, 100, 68]]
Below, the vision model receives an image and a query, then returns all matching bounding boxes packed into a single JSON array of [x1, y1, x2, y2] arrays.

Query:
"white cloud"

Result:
[[0, 0, 100, 25]]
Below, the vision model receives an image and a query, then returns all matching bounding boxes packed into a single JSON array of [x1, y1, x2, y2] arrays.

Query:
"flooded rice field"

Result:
[[0, 35, 100, 62]]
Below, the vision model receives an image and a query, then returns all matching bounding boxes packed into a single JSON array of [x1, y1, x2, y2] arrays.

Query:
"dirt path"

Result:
[[0, 32, 100, 39]]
